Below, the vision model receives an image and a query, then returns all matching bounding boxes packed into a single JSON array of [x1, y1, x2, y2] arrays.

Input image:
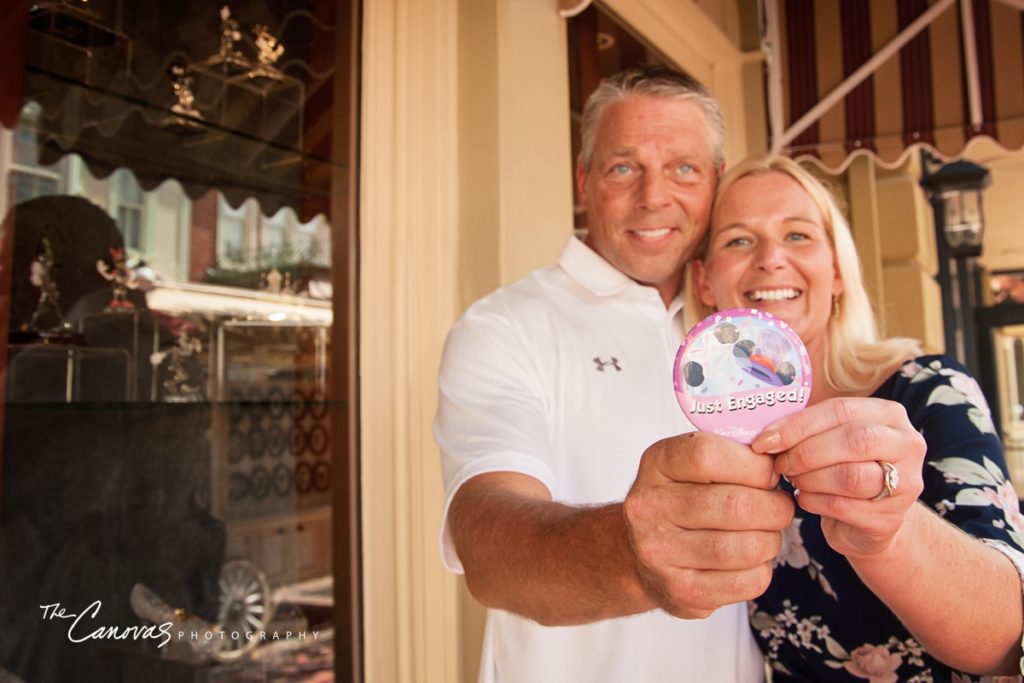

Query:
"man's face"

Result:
[[577, 95, 719, 305]]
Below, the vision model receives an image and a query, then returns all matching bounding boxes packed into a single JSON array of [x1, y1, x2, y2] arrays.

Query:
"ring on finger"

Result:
[[870, 461, 899, 501]]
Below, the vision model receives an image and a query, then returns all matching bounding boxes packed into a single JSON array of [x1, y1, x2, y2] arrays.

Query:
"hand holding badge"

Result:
[[673, 308, 812, 444]]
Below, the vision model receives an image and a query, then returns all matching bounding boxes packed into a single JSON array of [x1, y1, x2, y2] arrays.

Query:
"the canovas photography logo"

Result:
[[40, 601, 321, 648]]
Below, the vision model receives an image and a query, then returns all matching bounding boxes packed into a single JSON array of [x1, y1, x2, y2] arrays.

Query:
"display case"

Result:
[[0, 0, 358, 681]]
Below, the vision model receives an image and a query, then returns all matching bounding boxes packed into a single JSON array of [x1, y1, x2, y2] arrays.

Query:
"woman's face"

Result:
[[695, 171, 843, 351]]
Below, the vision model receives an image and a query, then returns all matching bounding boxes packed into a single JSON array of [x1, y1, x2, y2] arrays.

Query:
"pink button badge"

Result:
[[673, 308, 812, 444]]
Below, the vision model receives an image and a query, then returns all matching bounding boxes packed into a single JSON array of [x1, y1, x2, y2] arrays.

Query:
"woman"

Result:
[[686, 155, 1024, 682]]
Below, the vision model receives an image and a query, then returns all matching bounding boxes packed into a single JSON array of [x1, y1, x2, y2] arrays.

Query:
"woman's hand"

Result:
[[750, 397, 926, 559]]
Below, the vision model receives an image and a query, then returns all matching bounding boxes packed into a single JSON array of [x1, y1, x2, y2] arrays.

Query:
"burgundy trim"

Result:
[[0, 0, 30, 129], [969, 0, 997, 140], [784, 0, 820, 155], [840, 0, 876, 154], [897, 0, 935, 147]]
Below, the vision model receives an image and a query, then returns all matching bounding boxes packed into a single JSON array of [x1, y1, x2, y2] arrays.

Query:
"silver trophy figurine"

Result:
[[209, 5, 250, 73], [160, 64, 205, 135]]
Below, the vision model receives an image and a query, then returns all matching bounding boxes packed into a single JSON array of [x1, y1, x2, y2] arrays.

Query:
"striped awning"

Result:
[[767, 0, 1024, 172]]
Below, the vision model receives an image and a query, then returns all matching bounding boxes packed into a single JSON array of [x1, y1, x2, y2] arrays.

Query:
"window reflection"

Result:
[[0, 0, 351, 680]]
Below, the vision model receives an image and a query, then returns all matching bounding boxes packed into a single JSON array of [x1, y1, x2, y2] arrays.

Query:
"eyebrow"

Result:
[[713, 215, 821, 231]]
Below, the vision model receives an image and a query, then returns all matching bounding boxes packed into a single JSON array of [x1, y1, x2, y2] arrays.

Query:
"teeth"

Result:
[[634, 228, 671, 239], [749, 288, 800, 302]]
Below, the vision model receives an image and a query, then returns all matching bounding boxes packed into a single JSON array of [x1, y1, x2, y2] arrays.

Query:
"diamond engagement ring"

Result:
[[871, 461, 899, 501]]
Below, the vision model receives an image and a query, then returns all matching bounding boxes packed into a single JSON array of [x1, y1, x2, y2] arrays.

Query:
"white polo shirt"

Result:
[[435, 237, 763, 683]]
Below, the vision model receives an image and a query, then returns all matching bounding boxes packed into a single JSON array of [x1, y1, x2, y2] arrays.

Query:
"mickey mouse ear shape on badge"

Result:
[[673, 308, 812, 444]]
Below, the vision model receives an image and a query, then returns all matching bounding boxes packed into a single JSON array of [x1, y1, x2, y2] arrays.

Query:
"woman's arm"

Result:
[[753, 394, 1024, 675], [849, 501, 1022, 674]]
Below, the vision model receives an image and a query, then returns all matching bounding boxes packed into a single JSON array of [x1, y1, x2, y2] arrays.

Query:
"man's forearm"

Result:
[[449, 473, 655, 625]]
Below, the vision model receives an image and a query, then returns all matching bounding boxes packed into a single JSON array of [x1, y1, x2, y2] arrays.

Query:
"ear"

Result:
[[575, 162, 589, 211], [831, 260, 844, 297], [693, 259, 717, 308]]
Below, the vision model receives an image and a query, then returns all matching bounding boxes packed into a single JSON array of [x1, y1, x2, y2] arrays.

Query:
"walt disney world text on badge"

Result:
[[673, 308, 811, 444]]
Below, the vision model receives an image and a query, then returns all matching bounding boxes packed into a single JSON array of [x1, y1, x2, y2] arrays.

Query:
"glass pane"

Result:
[[0, 0, 355, 680]]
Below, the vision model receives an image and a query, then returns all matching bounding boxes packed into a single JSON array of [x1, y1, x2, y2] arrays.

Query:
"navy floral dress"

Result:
[[750, 356, 1024, 683]]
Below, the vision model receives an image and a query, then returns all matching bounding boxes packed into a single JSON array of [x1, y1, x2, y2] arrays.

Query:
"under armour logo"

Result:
[[593, 357, 621, 372]]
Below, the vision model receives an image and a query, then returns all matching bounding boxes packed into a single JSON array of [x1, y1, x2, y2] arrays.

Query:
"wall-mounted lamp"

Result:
[[921, 159, 992, 258]]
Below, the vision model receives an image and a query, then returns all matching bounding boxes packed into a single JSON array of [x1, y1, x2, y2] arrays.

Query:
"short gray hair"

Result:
[[578, 64, 725, 171]]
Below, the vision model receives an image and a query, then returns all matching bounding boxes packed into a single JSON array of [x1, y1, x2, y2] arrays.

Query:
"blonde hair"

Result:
[[683, 155, 921, 395]]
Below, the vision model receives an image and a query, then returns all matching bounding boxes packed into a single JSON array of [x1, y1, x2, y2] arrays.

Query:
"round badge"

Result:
[[673, 307, 812, 444]]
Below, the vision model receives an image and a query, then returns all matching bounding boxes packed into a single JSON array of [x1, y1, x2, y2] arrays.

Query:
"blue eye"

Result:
[[786, 232, 810, 241], [610, 163, 631, 175], [677, 163, 695, 174], [725, 236, 751, 247]]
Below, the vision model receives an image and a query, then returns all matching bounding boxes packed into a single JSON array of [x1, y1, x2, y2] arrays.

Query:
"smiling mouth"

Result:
[[746, 288, 801, 302], [631, 228, 673, 240]]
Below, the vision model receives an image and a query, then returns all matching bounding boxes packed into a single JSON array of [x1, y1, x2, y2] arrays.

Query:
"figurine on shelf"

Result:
[[96, 247, 137, 312], [150, 321, 204, 403], [259, 267, 298, 295], [209, 5, 249, 74], [160, 63, 205, 135], [247, 23, 285, 85], [27, 236, 64, 332]]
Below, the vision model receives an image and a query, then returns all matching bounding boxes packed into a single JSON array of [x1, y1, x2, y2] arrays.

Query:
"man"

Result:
[[435, 66, 793, 682]]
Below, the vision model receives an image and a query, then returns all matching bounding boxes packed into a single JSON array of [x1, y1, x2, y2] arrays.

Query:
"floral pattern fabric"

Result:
[[750, 356, 1024, 683]]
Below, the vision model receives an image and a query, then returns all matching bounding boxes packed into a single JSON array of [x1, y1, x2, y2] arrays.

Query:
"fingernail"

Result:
[[754, 429, 782, 454]]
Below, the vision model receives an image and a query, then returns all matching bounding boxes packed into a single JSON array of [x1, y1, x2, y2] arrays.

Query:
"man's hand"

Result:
[[624, 431, 794, 619]]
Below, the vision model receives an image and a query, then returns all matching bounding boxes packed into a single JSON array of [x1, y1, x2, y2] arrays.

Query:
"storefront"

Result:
[[0, 0, 358, 680], [2, 1, 1023, 682]]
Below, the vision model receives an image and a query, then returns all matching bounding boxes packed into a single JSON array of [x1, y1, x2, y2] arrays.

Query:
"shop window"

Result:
[[218, 195, 253, 265], [111, 169, 146, 251], [7, 103, 64, 205], [0, 1, 359, 681]]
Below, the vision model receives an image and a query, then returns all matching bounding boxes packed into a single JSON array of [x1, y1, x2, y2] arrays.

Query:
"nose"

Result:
[[637, 171, 671, 211], [754, 240, 786, 271]]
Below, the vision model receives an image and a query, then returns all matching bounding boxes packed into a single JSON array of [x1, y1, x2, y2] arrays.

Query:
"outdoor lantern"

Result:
[[921, 160, 992, 258]]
